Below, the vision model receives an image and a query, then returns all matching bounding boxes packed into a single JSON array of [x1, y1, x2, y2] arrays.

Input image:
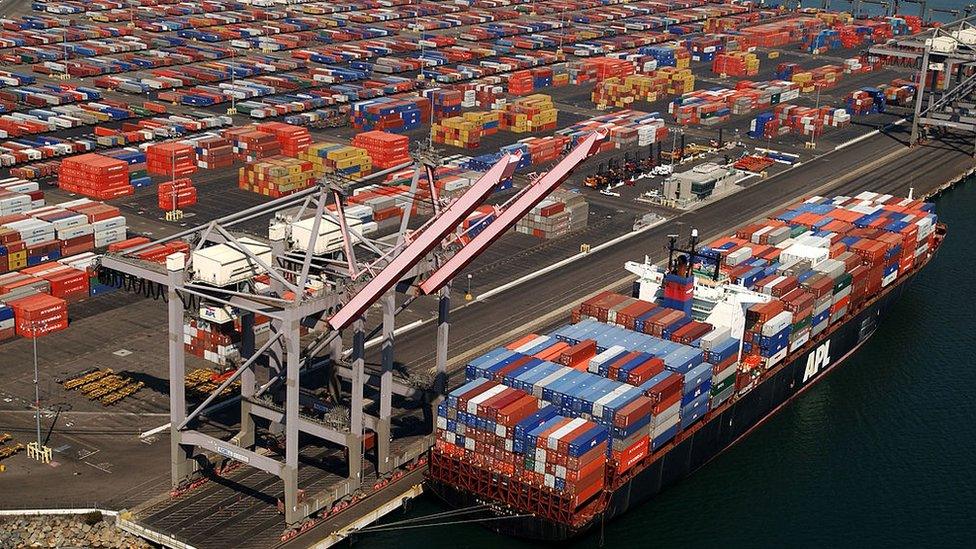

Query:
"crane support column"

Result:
[[236, 312, 256, 449], [377, 294, 394, 475], [347, 319, 366, 491], [168, 259, 196, 484], [283, 306, 302, 524], [434, 284, 450, 400], [911, 44, 931, 145]]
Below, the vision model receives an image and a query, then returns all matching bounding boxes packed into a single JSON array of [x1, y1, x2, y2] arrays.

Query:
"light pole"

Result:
[[809, 84, 822, 149], [33, 334, 41, 448], [465, 273, 473, 301], [227, 48, 238, 116], [26, 318, 52, 464]]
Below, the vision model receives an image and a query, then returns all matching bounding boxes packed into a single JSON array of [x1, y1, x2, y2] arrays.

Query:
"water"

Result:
[[355, 180, 976, 548]]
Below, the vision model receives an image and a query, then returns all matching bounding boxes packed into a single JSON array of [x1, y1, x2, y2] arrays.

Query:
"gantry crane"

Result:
[[100, 132, 605, 525]]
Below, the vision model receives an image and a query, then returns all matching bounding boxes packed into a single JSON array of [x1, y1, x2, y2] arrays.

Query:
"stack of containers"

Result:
[[351, 96, 430, 133], [256, 121, 312, 157], [557, 110, 668, 151], [584, 58, 635, 81], [189, 135, 234, 169], [27, 206, 89, 260], [471, 83, 506, 110], [712, 52, 760, 77], [157, 177, 196, 211], [5, 293, 67, 338], [18, 262, 88, 302], [238, 157, 316, 198], [688, 37, 724, 62], [775, 63, 798, 80], [507, 70, 533, 95], [591, 74, 670, 110], [58, 153, 132, 199], [503, 135, 570, 167], [322, 144, 371, 178], [223, 126, 281, 162], [638, 45, 691, 69], [659, 273, 694, 316], [701, 329, 739, 408], [711, 193, 938, 377], [146, 142, 197, 177], [780, 104, 850, 137], [435, 379, 608, 505], [424, 89, 463, 120], [297, 142, 372, 178], [515, 189, 588, 240], [545, 318, 715, 439], [0, 197, 126, 276], [184, 317, 241, 367], [498, 95, 557, 133], [657, 67, 696, 95], [881, 79, 915, 107], [531, 67, 553, 90], [0, 303, 12, 341], [351, 131, 409, 170], [743, 300, 792, 369], [845, 89, 881, 115], [737, 17, 825, 48], [465, 344, 654, 478], [793, 65, 844, 92], [102, 149, 151, 189], [349, 185, 416, 230], [458, 205, 494, 245], [748, 112, 783, 139], [432, 112, 499, 149], [801, 271, 834, 338], [566, 61, 599, 85], [107, 237, 190, 265], [61, 198, 127, 250]]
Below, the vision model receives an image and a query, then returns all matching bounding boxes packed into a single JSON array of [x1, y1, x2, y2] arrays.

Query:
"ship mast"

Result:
[[667, 228, 721, 281]]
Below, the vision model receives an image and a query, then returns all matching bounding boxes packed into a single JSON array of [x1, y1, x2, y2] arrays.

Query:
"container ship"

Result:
[[427, 191, 945, 541]]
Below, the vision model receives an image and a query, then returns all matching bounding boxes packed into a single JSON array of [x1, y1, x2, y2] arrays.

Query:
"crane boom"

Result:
[[328, 152, 521, 330], [419, 132, 605, 295]]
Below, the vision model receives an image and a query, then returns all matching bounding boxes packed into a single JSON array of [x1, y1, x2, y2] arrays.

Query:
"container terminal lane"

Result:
[[0, 2, 974, 548]]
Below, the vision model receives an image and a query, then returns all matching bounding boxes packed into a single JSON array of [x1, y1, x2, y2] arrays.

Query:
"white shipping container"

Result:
[[761, 310, 794, 336], [700, 328, 732, 351], [57, 224, 94, 240], [651, 412, 680, 438], [724, 246, 752, 266], [92, 216, 127, 232], [779, 243, 828, 268]]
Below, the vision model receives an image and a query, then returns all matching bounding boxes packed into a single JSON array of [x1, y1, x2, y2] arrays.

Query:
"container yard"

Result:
[[0, 0, 974, 548]]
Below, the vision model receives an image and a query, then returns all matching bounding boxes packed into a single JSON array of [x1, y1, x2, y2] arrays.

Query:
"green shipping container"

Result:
[[711, 374, 736, 396], [833, 272, 853, 293]]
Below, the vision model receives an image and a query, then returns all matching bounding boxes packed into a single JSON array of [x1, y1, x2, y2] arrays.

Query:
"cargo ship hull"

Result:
[[427, 265, 917, 541]]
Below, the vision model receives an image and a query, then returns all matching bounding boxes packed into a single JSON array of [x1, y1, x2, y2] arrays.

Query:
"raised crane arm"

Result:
[[420, 132, 605, 295], [328, 152, 521, 331]]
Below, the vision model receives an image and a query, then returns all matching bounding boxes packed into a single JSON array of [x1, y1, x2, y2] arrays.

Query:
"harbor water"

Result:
[[355, 179, 976, 548]]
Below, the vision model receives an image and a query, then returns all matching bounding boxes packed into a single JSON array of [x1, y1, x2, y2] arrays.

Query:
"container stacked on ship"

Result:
[[428, 191, 945, 540]]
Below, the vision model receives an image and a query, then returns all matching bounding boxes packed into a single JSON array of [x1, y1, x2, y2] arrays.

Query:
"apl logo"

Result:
[[802, 340, 832, 383]]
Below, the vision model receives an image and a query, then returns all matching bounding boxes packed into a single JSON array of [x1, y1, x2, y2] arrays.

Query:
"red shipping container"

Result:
[[8, 293, 68, 338], [614, 435, 649, 475]]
